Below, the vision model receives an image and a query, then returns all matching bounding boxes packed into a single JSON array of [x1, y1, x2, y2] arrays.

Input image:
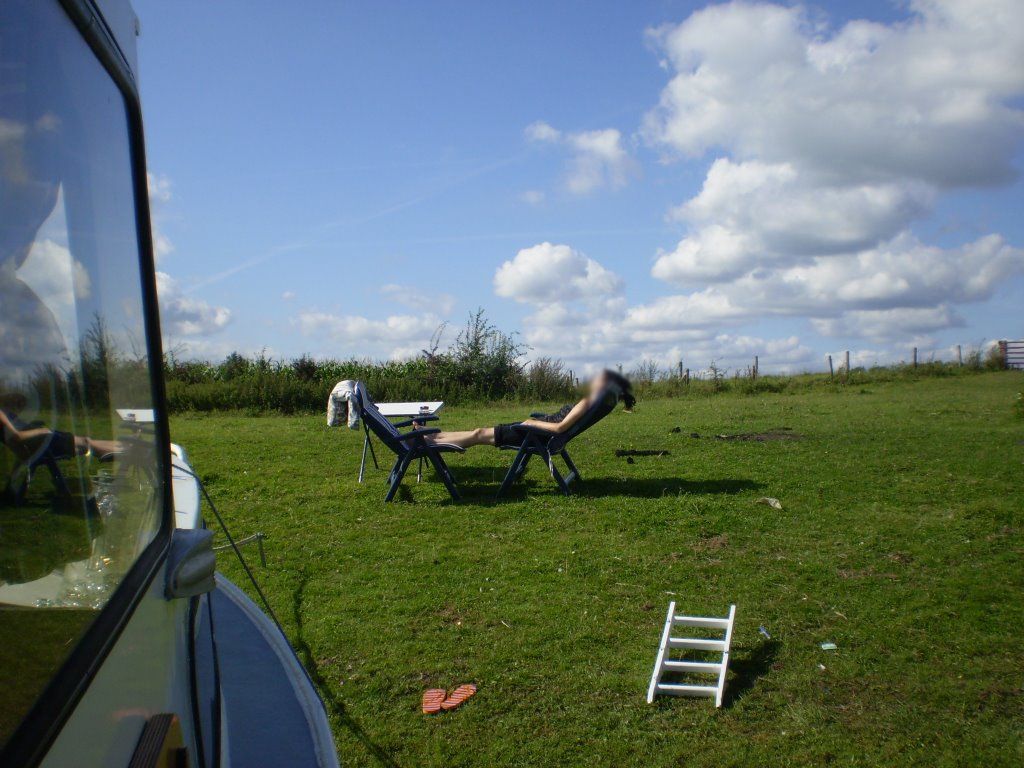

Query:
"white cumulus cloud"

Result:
[[494, 242, 624, 305], [519, 189, 546, 206], [524, 121, 562, 143], [156, 271, 232, 337], [642, 0, 1024, 184], [812, 305, 963, 343], [147, 173, 175, 262], [381, 283, 455, 315], [644, 233, 1023, 340], [294, 310, 443, 359], [564, 128, 636, 194], [525, 122, 637, 194], [639, 0, 1024, 342]]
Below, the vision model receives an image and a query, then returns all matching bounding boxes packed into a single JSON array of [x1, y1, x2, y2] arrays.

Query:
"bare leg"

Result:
[[1, 417, 55, 460], [84, 437, 122, 456], [424, 427, 496, 449], [1, 411, 121, 459]]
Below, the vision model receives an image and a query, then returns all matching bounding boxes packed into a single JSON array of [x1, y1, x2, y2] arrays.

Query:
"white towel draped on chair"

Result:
[[327, 380, 360, 429]]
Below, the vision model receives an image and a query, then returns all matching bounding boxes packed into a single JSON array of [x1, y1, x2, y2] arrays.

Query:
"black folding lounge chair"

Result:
[[495, 382, 622, 498], [4, 420, 125, 504], [352, 382, 463, 502], [11, 441, 71, 503], [2, 413, 73, 503]]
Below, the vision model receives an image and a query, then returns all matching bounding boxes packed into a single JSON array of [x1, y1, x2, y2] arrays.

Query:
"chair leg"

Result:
[[385, 454, 413, 502], [44, 456, 71, 497], [547, 452, 572, 495], [367, 432, 379, 470], [359, 436, 369, 483], [515, 453, 532, 481], [496, 447, 530, 498], [10, 461, 29, 505], [560, 449, 580, 485], [425, 450, 461, 501]]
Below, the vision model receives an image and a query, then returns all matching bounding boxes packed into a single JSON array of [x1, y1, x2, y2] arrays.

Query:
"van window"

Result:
[[1, 0, 163, 746]]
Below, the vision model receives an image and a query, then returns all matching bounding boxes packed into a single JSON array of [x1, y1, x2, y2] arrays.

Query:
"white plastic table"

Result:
[[359, 401, 444, 483], [116, 408, 155, 423], [375, 401, 444, 419]]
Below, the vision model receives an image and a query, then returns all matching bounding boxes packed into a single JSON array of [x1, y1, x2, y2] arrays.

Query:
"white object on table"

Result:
[[116, 408, 156, 423], [359, 401, 444, 483]]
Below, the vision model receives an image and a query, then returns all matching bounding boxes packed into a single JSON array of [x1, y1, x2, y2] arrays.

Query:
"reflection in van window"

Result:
[[1, 0, 164, 747]]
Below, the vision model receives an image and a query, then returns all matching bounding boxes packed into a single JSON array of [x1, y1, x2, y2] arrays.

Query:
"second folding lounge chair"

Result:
[[2, 412, 75, 503], [495, 382, 623, 498], [5, 423, 126, 505], [352, 382, 463, 502]]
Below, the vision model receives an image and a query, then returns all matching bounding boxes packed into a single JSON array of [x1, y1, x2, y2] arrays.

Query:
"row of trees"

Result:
[[7, 312, 1012, 417], [163, 308, 1012, 414], [164, 310, 577, 413]]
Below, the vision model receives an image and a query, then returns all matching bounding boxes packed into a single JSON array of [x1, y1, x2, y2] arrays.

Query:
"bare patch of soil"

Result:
[[678, 429, 805, 441], [693, 533, 729, 553], [713, 431, 805, 442]]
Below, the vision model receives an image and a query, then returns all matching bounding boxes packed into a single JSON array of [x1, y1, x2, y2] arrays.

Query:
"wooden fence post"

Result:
[[999, 340, 1008, 369], [753, 356, 759, 380], [912, 347, 918, 368], [828, 354, 834, 380], [678, 361, 683, 379], [957, 345, 963, 366], [844, 351, 850, 381], [685, 368, 690, 384]]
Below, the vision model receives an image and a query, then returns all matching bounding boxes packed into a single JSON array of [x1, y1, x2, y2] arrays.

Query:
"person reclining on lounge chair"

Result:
[[1, 409, 122, 461], [422, 369, 635, 449]]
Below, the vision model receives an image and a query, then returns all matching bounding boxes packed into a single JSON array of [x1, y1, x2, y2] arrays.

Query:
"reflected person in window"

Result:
[[0, 408, 121, 462]]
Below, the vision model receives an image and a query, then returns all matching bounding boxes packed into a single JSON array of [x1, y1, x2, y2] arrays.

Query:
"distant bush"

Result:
[[163, 308, 576, 414], [964, 343, 1007, 372], [521, 357, 574, 402], [985, 344, 1007, 371]]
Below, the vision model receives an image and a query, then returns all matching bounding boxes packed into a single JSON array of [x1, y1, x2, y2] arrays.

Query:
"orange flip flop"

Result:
[[422, 688, 446, 714], [440, 683, 477, 711]]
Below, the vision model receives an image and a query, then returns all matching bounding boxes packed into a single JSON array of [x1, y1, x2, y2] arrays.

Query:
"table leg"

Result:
[[359, 435, 369, 483]]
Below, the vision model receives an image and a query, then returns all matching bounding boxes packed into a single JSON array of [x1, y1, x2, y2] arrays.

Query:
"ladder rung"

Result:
[[662, 660, 722, 674], [656, 683, 717, 697], [667, 637, 726, 651], [672, 615, 730, 629], [649, 603, 736, 707]]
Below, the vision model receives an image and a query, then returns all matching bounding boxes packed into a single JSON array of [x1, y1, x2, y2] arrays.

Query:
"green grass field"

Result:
[[171, 372, 1024, 767]]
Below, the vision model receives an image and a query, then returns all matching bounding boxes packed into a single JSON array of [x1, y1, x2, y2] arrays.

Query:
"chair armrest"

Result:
[[394, 415, 440, 428], [396, 427, 441, 442]]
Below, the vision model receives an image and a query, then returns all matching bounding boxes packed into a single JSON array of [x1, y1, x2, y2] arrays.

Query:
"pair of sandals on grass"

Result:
[[421, 683, 477, 714]]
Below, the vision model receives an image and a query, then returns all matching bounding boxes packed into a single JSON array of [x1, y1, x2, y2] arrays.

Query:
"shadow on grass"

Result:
[[437, 465, 763, 502], [291, 569, 399, 767], [723, 639, 781, 708]]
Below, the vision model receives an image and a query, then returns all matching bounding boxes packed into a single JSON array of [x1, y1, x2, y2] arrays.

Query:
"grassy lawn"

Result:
[[170, 372, 1024, 767]]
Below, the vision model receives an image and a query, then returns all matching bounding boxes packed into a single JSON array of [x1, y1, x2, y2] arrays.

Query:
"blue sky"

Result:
[[135, 0, 1024, 375]]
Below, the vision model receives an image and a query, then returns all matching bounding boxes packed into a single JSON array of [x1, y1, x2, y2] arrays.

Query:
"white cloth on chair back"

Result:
[[327, 380, 359, 429]]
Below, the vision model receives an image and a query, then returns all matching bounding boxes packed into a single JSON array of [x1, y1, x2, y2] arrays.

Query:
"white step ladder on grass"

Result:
[[647, 602, 736, 707]]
